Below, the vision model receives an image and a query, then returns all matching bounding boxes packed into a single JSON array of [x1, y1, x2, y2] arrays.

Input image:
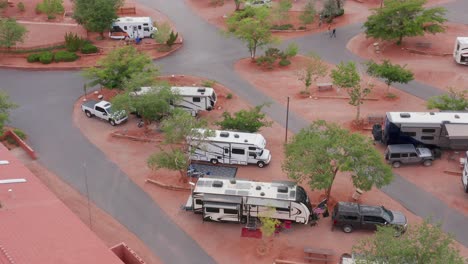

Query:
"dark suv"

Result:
[[332, 202, 407, 235]]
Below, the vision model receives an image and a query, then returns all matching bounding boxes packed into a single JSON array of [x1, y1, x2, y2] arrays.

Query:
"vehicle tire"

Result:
[[342, 225, 353, 233], [423, 160, 432, 166], [392, 161, 401, 168], [257, 161, 265, 168], [150, 33, 154, 38], [109, 119, 116, 126], [241, 216, 247, 224], [85, 111, 93, 118], [210, 159, 218, 165]]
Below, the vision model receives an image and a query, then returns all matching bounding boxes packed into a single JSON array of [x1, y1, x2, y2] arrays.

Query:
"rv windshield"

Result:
[[296, 186, 312, 212], [210, 92, 217, 102]]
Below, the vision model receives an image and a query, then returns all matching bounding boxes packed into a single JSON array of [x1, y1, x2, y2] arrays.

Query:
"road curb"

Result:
[[146, 178, 190, 191]]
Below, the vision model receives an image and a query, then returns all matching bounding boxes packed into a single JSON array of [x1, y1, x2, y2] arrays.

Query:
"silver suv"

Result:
[[385, 144, 434, 168]]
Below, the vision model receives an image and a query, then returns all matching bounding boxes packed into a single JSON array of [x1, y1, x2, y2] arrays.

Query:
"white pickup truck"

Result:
[[81, 100, 128, 126]]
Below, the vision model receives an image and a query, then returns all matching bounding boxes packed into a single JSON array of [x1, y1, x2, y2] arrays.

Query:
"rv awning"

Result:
[[246, 197, 290, 208], [204, 202, 239, 210], [203, 194, 242, 204], [445, 124, 468, 139]]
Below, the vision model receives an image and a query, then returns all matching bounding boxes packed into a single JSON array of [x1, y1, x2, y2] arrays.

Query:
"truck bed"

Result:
[[82, 100, 98, 109]]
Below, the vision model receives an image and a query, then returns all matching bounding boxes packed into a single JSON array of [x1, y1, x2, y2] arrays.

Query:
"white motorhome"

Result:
[[189, 129, 272, 168], [373, 112, 468, 150], [133, 86, 217, 116], [109, 17, 157, 40], [185, 178, 313, 224], [453, 37, 468, 65]]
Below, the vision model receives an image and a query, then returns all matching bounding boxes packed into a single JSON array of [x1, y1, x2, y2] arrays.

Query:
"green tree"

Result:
[[226, 7, 275, 59], [353, 219, 464, 264], [83, 46, 158, 90], [270, 0, 292, 26], [299, 0, 316, 28], [297, 52, 328, 94], [234, 0, 245, 11], [258, 207, 281, 255], [147, 110, 213, 180], [153, 22, 172, 44], [364, 0, 446, 45], [321, 0, 343, 23], [283, 120, 393, 201], [73, 0, 122, 38], [216, 103, 272, 133], [331, 61, 372, 121], [0, 18, 28, 49], [366, 59, 414, 94], [0, 91, 18, 133], [36, 0, 64, 19], [427, 88, 468, 111]]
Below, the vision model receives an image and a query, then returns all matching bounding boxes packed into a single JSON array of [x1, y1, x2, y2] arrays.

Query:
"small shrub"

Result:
[[226, 93, 233, 99], [64, 32, 86, 52], [279, 58, 291, 67], [36, 0, 64, 19], [210, 0, 224, 6], [201, 80, 216, 88], [47, 14, 55, 20], [0, 0, 8, 9], [300, 90, 311, 96], [27, 53, 41, 63], [298, 26, 306, 30], [270, 24, 294, 30], [54, 50, 78, 62], [385, 93, 397, 99], [166, 30, 178, 47], [17, 2, 25, 12], [13, 128, 27, 140], [284, 43, 298, 58], [39, 51, 54, 64], [335, 8, 345, 17], [80, 43, 98, 54], [256, 55, 276, 69], [265, 48, 281, 58]]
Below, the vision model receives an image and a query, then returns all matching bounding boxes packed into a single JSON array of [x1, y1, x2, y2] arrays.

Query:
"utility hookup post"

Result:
[[285, 96, 290, 144]]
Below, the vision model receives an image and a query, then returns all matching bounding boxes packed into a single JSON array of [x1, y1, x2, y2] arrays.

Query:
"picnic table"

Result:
[[304, 247, 335, 263]]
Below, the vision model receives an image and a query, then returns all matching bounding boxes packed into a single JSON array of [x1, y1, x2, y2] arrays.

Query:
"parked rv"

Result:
[[462, 151, 468, 193], [453, 37, 468, 65], [188, 129, 271, 167], [372, 112, 468, 150], [185, 178, 313, 224], [109, 17, 157, 40], [131, 86, 217, 116]]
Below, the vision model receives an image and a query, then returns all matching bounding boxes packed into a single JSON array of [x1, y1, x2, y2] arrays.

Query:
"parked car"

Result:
[[81, 100, 128, 126], [332, 202, 408, 235], [384, 144, 434, 168], [245, 0, 272, 8]]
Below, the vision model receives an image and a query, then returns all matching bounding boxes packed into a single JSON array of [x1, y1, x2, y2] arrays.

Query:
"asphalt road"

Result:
[[1, 0, 468, 262]]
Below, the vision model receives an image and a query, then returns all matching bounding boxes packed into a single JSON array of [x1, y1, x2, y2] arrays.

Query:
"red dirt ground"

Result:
[[0, 2, 182, 69], [73, 75, 468, 263], [347, 22, 468, 92]]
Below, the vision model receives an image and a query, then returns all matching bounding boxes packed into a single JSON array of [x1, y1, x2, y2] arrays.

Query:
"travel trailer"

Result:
[[185, 178, 313, 224], [453, 37, 468, 65], [188, 129, 272, 167], [109, 17, 157, 40], [132, 86, 217, 116], [372, 112, 468, 150]]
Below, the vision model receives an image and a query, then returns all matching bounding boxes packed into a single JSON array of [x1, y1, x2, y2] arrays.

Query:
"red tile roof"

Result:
[[0, 144, 124, 264]]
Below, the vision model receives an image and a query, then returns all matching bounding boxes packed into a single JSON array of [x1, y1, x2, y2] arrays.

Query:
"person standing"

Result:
[[331, 28, 337, 38]]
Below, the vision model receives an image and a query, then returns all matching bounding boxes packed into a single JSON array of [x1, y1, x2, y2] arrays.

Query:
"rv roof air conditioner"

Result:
[[260, 192, 265, 196], [455, 114, 460, 119], [256, 186, 261, 190], [212, 181, 223, 188], [430, 112, 435, 115], [244, 140, 248, 143], [400, 113, 411, 118], [230, 179, 236, 184], [234, 134, 239, 138], [277, 186, 288, 193], [220, 132, 229, 137]]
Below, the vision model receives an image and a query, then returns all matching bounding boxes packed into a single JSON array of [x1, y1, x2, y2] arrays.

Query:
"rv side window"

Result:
[[138, 25, 142, 30], [193, 97, 201, 102], [143, 23, 148, 26], [422, 128, 436, 133], [195, 199, 203, 205], [232, 148, 245, 155], [224, 148, 229, 154], [248, 147, 256, 151], [144, 27, 149, 31], [124, 26, 127, 30], [390, 153, 400, 158], [224, 209, 238, 215], [402, 132, 416, 137], [205, 207, 220, 213], [421, 136, 434, 140], [276, 207, 289, 212]]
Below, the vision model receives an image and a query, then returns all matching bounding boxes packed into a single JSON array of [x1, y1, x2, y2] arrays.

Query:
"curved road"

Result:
[[1, 0, 468, 263]]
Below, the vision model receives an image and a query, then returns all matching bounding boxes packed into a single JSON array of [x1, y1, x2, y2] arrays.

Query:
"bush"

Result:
[[256, 55, 276, 69], [201, 80, 216, 88], [166, 30, 178, 47], [54, 50, 78, 62], [39, 51, 54, 64], [27, 53, 41, 63], [17, 2, 25, 12], [81, 43, 98, 54], [226, 93, 233, 99], [64, 32, 86, 52], [298, 26, 306, 30], [270, 24, 294, 30], [279, 58, 291, 67], [13, 128, 27, 140], [335, 8, 344, 17]]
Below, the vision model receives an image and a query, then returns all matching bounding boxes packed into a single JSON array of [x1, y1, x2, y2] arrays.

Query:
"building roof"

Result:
[[386, 112, 468, 125], [0, 144, 124, 264]]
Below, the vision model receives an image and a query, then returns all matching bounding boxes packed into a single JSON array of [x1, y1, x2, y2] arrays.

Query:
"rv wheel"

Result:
[[150, 34, 154, 38], [210, 159, 218, 165], [257, 161, 265, 168]]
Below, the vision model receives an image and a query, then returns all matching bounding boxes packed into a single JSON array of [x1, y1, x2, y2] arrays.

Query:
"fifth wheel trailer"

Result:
[[373, 112, 468, 150], [184, 178, 313, 224]]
